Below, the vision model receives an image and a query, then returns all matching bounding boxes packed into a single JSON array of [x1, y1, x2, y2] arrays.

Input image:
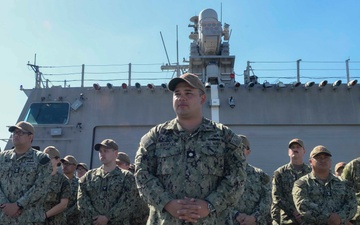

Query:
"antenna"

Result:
[[176, 25, 180, 77], [27, 53, 43, 88], [160, 32, 171, 67], [159, 26, 190, 76], [220, 2, 222, 24]]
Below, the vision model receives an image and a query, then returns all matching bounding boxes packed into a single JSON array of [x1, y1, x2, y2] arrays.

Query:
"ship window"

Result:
[[25, 102, 70, 125]]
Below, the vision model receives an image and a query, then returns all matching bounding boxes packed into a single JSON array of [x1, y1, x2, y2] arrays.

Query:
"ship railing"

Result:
[[28, 60, 360, 89]]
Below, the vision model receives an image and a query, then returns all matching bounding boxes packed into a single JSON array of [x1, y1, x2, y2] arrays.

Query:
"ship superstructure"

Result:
[[3, 8, 360, 175]]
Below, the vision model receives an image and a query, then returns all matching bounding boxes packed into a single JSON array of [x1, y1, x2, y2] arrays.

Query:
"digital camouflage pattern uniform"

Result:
[[271, 163, 311, 225], [341, 157, 360, 224], [44, 171, 71, 225], [231, 164, 271, 225], [292, 172, 357, 225], [129, 177, 149, 225], [77, 165, 138, 225], [135, 117, 247, 225], [0, 148, 52, 224], [64, 176, 79, 225]]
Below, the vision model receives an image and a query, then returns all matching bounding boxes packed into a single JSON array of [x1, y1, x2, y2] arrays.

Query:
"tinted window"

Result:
[[25, 103, 70, 124]]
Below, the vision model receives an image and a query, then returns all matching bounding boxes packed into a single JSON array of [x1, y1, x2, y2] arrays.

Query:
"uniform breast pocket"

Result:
[[199, 144, 225, 176], [155, 143, 182, 176], [85, 178, 101, 195]]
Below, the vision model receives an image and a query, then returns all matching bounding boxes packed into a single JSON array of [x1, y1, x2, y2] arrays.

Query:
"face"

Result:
[[172, 82, 206, 119], [116, 160, 130, 170], [335, 167, 344, 176], [310, 153, 332, 173], [62, 161, 77, 175], [11, 129, 33, 147], [288, 143, 305, 159], [98, 146, 118, 165], [76, 166, 87, 178], [50, 157, 60, 169]]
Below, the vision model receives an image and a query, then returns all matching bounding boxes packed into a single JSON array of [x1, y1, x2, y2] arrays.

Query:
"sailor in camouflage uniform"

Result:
[[0, 121, 52, 225], [271, 138, 311, 225], [341, 157, 360, 224], [60, 155, 79, 225], [77, 139, 139, 225], [292, 145, 357, 225], [231, 135, 271, 225], [43, 146, 71, 225], [115, 152, 150, 225], [135, 73, 247, 225]]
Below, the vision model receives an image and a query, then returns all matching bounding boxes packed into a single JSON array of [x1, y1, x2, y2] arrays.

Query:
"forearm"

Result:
[[46, 198, 69, 218]]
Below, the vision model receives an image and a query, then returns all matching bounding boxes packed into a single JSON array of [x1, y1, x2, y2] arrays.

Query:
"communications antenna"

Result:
[[160, 26, 189, 78], [27, 54, 43, 88]]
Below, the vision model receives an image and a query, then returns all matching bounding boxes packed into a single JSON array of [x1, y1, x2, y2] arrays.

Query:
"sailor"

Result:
[[292, 145, 357, 224], [135, 73, 247, 224], [115, 151, 149, 225], [0, 121, 52, 224], [43, 146, 71, 225], [334, 161, 346, 177], [231, 135, 271, 225], [271, 138, 311, 225], [116, 151, 131, 170], [61, 155, 80, 225], [76, 162, 88, 178], [341, 157, 360, 224], [77, 139, 139, 224]]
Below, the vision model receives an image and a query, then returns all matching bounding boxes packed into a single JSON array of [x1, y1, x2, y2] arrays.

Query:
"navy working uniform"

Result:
[[135, 117, 246, 225]]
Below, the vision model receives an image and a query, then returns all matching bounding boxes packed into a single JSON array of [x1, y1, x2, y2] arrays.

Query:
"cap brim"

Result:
[[289, 142, 302, 148], [168, 78, 185, 91], [94, 143, 103, 151], [9, 126, 20, 132], [313, 152, 332, 157], [77, 164, 88, 171]]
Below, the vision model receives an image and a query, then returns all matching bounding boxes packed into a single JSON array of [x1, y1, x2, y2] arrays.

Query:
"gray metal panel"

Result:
[[90, 125, 152, 169], [229, 125, 360, 176]]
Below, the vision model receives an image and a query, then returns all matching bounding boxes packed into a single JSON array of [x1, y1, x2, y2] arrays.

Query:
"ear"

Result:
[[200, 94, 206, 104]]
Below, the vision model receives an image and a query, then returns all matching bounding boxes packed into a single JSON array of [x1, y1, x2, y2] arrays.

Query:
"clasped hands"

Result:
[[164, 197, 210, 223]]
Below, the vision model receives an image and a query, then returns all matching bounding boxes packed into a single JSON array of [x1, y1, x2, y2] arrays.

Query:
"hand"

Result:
[[1, 203, 21, 218], [328, 213, 341, 225], [292, 210, 302, 224], [164, 197, 209, 223], [92, 215, 109, 225], [236, 213, 256, 225]]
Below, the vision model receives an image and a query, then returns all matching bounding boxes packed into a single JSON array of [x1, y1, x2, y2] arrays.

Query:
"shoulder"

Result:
[[57, 172, 71, 184], [273, 164, 289, 177], [294, 174, 310, 187], [204, 119, 241, 146], [78, 168, 98, 183], [248, 164, 270, 184], [119, 168, 136, 181], [0, 149, 13, 158], [33, 149, 51, 165], [140, 119, 176, 145], [347, 157, 360, 168]]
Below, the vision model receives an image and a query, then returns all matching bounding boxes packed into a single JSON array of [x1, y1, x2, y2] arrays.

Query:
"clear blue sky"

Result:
[[1, 0, 360, 150]]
